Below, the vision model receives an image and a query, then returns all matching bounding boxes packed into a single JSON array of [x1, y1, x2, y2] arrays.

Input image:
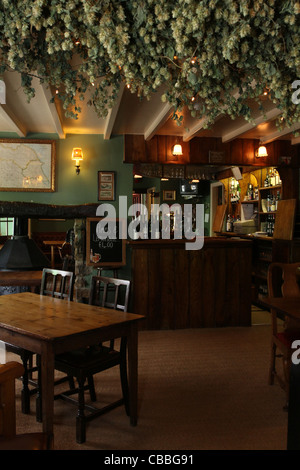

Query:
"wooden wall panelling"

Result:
[[201, 248, 216, 327], [130, 239, 252, 329], [230, 138, 243, 165], [275, 140, 298, 166], [237, 245, 253, 326], [243, 139, 259, 166], [278, 167, 299, 201], [263, 142, 275, 166], [216, 138, 231, 162], [125, 135, 299, 168], [225, 245, 241, 326], [174, 249, 190, 329], [189, 250, 204, 328], [189, 137, 215, 164], [147, 247, 162, 329], [132, 248, 149, 323], [145, 137, 158, 163], [157, 135, 166, 162], [159, 249, 175, 329], [214, 248, 228, 327], [124, 134, 146, 163]]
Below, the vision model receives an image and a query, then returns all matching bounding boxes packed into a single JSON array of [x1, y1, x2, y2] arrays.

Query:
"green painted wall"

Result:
[[0, 133, 133, 281], [0, 133, 133, 208]]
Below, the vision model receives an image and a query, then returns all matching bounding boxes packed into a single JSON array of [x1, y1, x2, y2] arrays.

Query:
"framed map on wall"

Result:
[[0, 139, 56, 192]]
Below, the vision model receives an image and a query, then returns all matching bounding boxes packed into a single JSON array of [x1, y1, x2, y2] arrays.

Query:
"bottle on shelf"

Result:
[[266, 214, 275, 236], [270, 195, 276, 212], [226, 214, 232, 232], [269, 168, 276, 186], [247, 183, 253, 200], [275, 190, 280, 210], [264, 172, 269, 187], [230, 178, 240, 203]]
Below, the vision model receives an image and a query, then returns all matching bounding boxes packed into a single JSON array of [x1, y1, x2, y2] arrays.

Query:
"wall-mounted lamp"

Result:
[[172, 143, 183, 156], [256, 144, 268, 158], [71, 147, 83, 175]]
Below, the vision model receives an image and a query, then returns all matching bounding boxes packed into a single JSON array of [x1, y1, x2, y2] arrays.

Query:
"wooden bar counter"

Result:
[[129, 237, 252, 330]]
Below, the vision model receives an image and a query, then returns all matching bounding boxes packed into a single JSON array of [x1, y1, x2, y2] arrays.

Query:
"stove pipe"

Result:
[[0, 217, 50, 271]]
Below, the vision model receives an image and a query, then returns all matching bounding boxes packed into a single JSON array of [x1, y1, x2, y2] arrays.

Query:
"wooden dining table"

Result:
[[0, 270, 42, 291], [261, 296, 300, 450], [0, 292, 144, 449]]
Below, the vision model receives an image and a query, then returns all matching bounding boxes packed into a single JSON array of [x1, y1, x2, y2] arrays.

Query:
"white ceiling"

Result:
[[1, 69, 300, 146]]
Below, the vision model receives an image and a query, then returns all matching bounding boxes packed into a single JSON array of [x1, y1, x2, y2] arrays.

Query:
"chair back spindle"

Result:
[[41, 268, 74, 301], [89, 276, 130, 312]]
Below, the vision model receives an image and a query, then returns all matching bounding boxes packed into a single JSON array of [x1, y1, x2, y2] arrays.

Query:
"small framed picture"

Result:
[[98, 171, 116, 201], [163, 190, 176, 201]]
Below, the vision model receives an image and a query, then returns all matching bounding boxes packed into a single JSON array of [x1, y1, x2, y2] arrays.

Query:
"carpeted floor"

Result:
[[10, 315, 289, 451]]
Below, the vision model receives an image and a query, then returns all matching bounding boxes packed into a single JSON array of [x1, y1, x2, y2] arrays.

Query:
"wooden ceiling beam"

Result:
[[291, 135, 300, 145], [144, 102, 173, 141], [183, 88, 243, 142], [182, 117, 206, 142], [222, 107, 282, 143], [103, 83, 125, 140], [0, 104, 26, 137], [40, 83, 65, 139], [260, 122, 300, 144]]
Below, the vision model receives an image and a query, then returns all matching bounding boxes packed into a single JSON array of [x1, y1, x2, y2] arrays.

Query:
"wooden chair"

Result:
[[54, 276, 131, 444], [268, 262, 300, 407], [5, 268, 75, 421], [40, 268, 74, 300], [0, 362, 47, 450], [36, 268, 75, 421]]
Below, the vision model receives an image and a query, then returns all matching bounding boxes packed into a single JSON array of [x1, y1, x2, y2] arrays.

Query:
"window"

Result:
[[0, 217, 14, 236]]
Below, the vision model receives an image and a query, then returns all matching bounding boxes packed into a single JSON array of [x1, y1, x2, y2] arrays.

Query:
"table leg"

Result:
[[41, 343, 55, 450], [127, 323, 138, 426]]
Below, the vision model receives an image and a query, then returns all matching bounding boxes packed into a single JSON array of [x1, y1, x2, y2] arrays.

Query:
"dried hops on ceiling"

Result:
[[0, 0, 299, 131]]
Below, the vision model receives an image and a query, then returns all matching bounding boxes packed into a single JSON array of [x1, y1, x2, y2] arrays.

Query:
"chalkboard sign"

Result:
[[86, 217, 126, 267]]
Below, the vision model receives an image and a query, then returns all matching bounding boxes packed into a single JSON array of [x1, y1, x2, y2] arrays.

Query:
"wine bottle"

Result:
[[264, 173, 269, 187], [271, 195, 276, 212], [275, 191, 280, 210]]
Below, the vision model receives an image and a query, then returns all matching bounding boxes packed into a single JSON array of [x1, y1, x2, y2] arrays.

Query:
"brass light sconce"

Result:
[[72, 147, 83, 175]]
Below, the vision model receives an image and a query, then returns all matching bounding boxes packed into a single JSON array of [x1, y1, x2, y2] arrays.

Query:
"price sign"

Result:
[[86, 218, 126, 267]]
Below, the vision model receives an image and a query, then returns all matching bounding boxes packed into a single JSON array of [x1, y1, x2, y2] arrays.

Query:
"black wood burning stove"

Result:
[[0, 217, 49, 295], [0, 217, 50, 271]]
